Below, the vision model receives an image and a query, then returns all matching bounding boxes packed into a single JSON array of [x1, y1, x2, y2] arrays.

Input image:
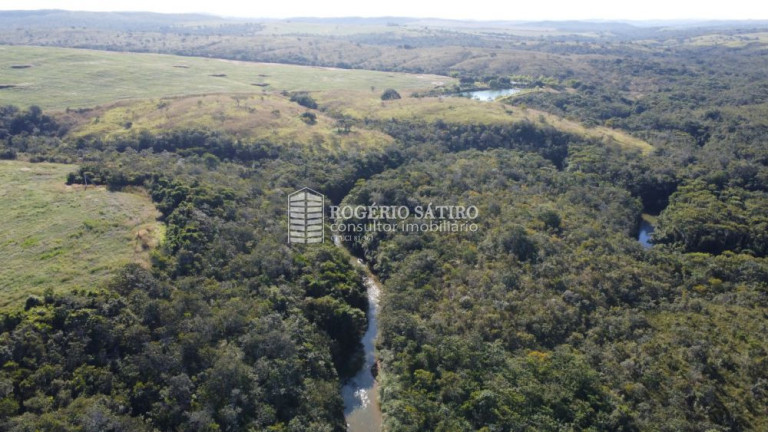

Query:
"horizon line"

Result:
[[2, 9, 768, 24]]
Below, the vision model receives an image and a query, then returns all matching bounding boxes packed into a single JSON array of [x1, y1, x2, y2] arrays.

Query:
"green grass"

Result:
[[0, 45, 452, 111], [0, 160, 163, 309], [65, 93, 395, 152]]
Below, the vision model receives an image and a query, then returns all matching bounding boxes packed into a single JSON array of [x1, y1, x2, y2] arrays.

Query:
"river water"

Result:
[[459, 88, 521, 102], [341, 275, 382, 431], [638, 220, 654, 249], [333, 234, 382, 431]]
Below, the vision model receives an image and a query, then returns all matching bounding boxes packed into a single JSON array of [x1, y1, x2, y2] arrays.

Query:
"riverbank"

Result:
[[341, 274, 383, 431]]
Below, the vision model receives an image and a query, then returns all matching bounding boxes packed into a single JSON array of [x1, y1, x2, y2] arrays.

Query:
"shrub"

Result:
[[381, 88, 401, 100], [300, 112, 317, 125], [290, 92, 318, 109]]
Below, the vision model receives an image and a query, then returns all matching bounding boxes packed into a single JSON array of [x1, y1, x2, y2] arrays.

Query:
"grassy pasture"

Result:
[[63, 93, 395, 152], [0, 160, 162, 309], [0, 45, 452, 111], [0, 45, 651, 156]]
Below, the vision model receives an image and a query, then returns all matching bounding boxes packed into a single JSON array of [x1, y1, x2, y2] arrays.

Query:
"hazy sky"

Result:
[[1, 0, 767, 21]]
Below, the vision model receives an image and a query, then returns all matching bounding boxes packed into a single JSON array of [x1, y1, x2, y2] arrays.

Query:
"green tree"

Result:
[[381, 88, 401, 101]]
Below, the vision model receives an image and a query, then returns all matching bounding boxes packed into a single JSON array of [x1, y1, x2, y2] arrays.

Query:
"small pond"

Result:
[[459, 88, 521, 102]]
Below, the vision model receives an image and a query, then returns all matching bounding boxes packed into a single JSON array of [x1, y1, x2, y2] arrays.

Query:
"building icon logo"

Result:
[[288, 187, 325, 244]]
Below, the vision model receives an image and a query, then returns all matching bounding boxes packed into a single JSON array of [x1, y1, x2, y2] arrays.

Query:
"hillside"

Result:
[[318, 90, 655, 155], [0, 45, 451, 110], [0, 160, 162, 308], [63, 93, 396, 152]]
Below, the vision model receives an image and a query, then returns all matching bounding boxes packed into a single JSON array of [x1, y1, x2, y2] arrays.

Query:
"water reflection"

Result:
[[459, 88, 521, 101], [341, 277, 382, 431], [638, 220, 654, 248]]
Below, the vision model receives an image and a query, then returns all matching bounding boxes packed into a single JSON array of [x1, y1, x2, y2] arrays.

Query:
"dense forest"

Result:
[[2, 11, 768, 432]]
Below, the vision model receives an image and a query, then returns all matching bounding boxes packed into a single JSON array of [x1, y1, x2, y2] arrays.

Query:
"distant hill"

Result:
[[522, 20, 643, 32], [3, 10, 766, 33], [0, 9, 235, 31]]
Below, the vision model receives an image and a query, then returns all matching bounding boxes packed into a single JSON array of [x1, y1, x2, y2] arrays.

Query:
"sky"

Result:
[[1, 0, 767, 22]]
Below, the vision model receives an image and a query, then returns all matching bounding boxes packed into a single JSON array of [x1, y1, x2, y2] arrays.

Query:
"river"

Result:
[[638, 220, 654, 249], [341, 275, 382, 431], [335, 235, 383, 431]]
